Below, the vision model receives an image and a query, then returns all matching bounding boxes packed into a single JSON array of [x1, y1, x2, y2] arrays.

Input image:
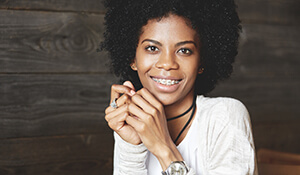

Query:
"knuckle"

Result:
[[157, 103, 164, 112], [123, 111, 129, 117], [108, 121, 118, 131], [138, 123, 146, 132], [104, 115, 109, 121], [105, 113, 113, 122], [107, 121, 112, 128], [122, 94, 131, 103], [131, 94, 138, 101], [125, 103, 130, 110], [144, 114, 153, 123], [150, 108, 158, 116], [123, 94, 129, 101], [111, 84, 117, 91], [105, 107, 109, 114], [140, 88, 147, 94]]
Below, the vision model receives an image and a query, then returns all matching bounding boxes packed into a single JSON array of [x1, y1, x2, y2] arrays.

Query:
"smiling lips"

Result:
[[152, 77, 181, 86]]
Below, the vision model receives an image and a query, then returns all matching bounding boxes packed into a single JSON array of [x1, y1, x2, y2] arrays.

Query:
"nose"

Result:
[[155, 51, 179, 71]]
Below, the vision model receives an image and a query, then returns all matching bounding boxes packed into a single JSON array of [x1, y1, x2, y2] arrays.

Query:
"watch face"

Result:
[[169, 162, 188, 175]]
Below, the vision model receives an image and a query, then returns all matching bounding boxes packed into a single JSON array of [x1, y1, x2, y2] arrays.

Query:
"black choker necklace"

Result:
[[174, 101, 196, 144], [167, 96, 196, 122], [166, 96, 197, 144]]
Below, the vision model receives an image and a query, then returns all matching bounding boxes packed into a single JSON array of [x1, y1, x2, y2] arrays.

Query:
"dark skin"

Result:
[[105, 14, 203, 170]]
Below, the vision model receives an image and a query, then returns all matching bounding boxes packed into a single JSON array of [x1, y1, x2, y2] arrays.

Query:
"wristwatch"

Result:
[[161, 161, 189, 175]]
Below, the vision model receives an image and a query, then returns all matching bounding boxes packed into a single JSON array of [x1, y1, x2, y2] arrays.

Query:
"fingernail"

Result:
[[123, 81, 128, 85], [130, 90, 136, 96]]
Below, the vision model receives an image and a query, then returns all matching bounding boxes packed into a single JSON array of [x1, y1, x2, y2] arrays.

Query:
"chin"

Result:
[[153, 93, 179, 106]]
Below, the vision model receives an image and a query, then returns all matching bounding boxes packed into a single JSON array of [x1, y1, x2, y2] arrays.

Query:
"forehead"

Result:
[[139, 14, 199, 44]]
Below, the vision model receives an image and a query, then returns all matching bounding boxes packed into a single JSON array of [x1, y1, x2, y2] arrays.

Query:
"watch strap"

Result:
[[161, 161, 189, 175]]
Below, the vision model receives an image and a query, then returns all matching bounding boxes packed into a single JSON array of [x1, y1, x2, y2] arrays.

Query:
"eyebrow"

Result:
[[141, 39, 197, 47], [175, 41, 197, 47], [141, 39, 162, 46]]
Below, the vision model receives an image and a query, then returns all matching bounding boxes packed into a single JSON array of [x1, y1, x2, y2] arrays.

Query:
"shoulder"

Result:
[[194, 96, 257, 174], [196, 95, 252, 136], [197, 95, 248, 113]]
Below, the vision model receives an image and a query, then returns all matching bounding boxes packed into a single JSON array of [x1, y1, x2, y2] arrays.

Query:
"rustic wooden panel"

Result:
[[209, 76, 300, 121], [0, 10, 108, 73], [0, 74, 118, 139], [0, 133, 114, 175], [237, 24, 300, 78], [253, 121, 300, 154], [258, 163, 300, 175], [0, 0, 105, 13], [236, 0, 300, 25], [0, 0, 299, 25]]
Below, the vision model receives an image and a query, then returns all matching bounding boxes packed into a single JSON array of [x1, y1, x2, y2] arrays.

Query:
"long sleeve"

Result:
[[197, 97, 258, 175], [113, 132, 148, 175]]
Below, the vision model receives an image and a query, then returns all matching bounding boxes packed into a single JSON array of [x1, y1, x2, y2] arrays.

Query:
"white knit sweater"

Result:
[[113, 96, 258, 175]]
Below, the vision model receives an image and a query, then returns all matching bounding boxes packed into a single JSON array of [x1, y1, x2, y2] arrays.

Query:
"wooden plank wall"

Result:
[[0, 1, 115, 174], [0, 0, 299, 174]]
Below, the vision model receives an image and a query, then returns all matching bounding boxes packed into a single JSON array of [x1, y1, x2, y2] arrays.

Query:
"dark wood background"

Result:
[[0, 0, 299, 174]]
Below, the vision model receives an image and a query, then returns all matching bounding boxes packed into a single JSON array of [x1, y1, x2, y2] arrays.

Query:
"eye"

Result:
[[177, 48, 193, 55], [145, 46, 159, 53]]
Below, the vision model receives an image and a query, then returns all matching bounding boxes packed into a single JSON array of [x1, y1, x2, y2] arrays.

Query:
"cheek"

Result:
[[136, 54, 156, 71], [182, 59, 200, 75], [188, 68, 199, 81], [185, 67, 200, 87]]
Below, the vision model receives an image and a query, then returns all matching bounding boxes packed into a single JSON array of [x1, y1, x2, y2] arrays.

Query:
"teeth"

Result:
[[152, 78, 180, 86]]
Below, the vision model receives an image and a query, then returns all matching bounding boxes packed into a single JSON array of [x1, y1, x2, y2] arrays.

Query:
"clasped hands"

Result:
[[105, 81, 175, 156]]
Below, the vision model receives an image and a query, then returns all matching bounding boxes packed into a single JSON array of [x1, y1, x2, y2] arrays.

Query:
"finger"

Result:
[[128, 103, 155, 125], [106, 94, 131, 114], [105, 103, 129, 120], [131, 93, 159, 117], [135, 89, 167, 128], [110, 84, 134, 103], [107, 111, 129, 131], [123, 81, 136, 95], [126, 114, 145, 133], [137, 88, 164, 113]]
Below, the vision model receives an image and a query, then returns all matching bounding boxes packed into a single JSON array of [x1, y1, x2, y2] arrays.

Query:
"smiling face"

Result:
[[132, 14, 202, 109]]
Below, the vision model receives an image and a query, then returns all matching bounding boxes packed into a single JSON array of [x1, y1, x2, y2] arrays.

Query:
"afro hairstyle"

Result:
[[100, 0, 241, 95]]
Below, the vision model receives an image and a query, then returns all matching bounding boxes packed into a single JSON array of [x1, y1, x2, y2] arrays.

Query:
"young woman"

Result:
[[102, 0, 258, 174]]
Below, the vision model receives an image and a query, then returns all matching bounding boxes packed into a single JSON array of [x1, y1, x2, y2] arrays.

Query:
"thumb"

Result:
[[123, 81, 136, 96]]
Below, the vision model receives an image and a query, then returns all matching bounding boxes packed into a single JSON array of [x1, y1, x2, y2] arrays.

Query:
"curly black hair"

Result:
[[100, 0, 241, 95]]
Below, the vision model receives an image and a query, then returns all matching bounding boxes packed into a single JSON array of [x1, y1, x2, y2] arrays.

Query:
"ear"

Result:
[[130, 61, 137, 71], [198, 67, 204, 74]]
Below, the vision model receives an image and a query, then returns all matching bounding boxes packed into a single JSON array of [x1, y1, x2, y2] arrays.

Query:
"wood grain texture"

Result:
[[237, 24, 300, 78], [236, 0, 300, 25], [0, 74, 118, 139], [0, 10, 108, 73], [0, 0, 105, 13], [0, 133, 114, 175], [258, 163, 300, 175], [253, 121, 300, 154], [209, 76, 300, 121], [1, 0, 299, 25]]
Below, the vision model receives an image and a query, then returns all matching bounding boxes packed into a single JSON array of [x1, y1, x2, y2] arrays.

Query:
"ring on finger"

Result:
[[110, 98, 118, 109]]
